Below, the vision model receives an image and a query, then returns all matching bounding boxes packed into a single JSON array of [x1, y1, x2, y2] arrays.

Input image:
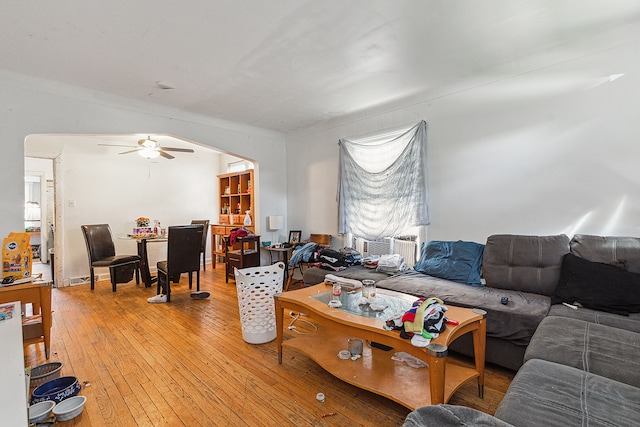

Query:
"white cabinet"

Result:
[[0, 301, 28, 426]]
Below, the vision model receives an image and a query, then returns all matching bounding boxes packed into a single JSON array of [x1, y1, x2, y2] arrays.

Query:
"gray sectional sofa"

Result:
[[304, 234, 640, 370], [304, 234, 640, 426], [404, 312, 640, 426]]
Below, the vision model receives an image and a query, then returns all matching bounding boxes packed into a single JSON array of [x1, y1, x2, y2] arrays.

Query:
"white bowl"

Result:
[[29, 400, 56, 423], [52, 395, 87, 421]]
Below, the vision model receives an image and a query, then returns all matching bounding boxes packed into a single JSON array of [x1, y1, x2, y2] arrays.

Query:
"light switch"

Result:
[[68, 199, 76, 207]]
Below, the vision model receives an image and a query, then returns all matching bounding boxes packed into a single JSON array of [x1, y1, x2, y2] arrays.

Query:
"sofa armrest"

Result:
[[403, 404, 514, 427]]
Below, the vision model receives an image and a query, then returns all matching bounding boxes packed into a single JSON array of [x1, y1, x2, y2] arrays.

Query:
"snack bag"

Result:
[[2, 232, 32, 280]]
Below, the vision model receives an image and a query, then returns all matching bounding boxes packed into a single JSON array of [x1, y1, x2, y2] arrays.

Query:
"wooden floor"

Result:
[[25, 265, 515, 426]]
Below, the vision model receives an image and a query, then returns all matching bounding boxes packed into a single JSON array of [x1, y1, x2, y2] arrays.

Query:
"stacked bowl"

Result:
[[31, 376, 81, 404], [29, 362, 63, 388], [29, 363, 87, 422], [28, 401, 56, 424], [52, 396, 88, 421]]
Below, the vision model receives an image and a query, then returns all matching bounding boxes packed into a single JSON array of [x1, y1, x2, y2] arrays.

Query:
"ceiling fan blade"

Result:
[[119, 149, 140, 155], [98, 143, 138, 148], [159, 147, 195, 153], [159, 151, 175, 159]]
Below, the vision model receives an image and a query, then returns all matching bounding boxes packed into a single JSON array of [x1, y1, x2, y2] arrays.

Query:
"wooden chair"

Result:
[[225, 235, 261, 282], [285, 234, 332, 291], [0, 281, 53, 359], [81, 224, 141, 292], [191, 219, 210, 271], [309, 234, 331, 248], [157, 225, 203, 302]]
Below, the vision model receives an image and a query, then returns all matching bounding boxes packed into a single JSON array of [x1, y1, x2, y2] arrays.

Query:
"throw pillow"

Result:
[[414, 240, 485, 286], [552, 253, 640, 315]]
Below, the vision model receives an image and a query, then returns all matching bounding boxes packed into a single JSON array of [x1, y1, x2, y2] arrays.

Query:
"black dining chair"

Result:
[[157, 224, 204, 302], [81, 224, 141, 292], [190, 219, 210, 271]]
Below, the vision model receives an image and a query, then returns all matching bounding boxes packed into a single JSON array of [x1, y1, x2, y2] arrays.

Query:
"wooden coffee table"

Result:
[[275, 283, 486, 410]]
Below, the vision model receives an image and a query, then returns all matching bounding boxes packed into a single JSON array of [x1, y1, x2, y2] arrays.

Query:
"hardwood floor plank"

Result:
[[24, 266, 513, 426]]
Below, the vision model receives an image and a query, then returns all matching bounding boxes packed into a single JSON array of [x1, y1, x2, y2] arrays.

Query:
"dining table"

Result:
[[121, 235, 168, 288]]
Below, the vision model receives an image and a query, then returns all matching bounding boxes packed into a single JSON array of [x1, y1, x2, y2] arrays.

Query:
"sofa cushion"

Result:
[[571, 234, 640, 274], [413, 240, 484, 286], [525, 316, 640, 388], [548, 303, 640, 333], [552, 253, 640, 315], [376, 271, 550, 346], [482, 234, 569, 296], [495, 359, 640, 427]]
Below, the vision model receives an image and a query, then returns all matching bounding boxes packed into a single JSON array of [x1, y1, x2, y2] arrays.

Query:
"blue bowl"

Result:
[[31, 376, 81, 404]]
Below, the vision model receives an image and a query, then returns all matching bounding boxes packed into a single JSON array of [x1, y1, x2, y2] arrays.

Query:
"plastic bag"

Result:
[[391, 351, 428, 368]]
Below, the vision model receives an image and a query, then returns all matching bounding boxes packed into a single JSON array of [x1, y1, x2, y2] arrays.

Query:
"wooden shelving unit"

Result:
[[211, 169, 255, 267], [218, 169, 254, 226]]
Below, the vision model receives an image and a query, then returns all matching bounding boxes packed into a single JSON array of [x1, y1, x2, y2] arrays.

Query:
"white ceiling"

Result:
[[4, 0, 640, 136]]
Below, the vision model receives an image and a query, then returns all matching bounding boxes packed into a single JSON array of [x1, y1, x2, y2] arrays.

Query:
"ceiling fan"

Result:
[[99, 136, 194, 159]]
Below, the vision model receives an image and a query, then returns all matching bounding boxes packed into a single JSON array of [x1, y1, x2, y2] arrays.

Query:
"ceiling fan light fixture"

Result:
[[140, 136, 157, 148], [100, 135, 192, 160], [139, 147, 160, 159]]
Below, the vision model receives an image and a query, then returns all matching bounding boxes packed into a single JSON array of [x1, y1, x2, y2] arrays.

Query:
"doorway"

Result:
[[24, 134, 255, 287], [24, 162, 55, 282]]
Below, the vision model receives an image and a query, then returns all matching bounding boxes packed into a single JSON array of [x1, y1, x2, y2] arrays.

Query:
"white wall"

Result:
[[59, 143, 221, 282], [0, 71, 287, 284], [286, 39, 640, 245]]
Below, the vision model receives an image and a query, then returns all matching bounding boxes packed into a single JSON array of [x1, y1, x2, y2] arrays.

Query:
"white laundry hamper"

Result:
[[234, 262, 285, 344]]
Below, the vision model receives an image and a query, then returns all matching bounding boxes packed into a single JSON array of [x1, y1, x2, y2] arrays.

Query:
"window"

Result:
[[337, 121, 429, 242], [228, 160, 249, 173]]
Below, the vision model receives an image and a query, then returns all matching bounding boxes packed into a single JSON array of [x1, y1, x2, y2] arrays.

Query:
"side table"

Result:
[[261, 246, 294, 286]]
